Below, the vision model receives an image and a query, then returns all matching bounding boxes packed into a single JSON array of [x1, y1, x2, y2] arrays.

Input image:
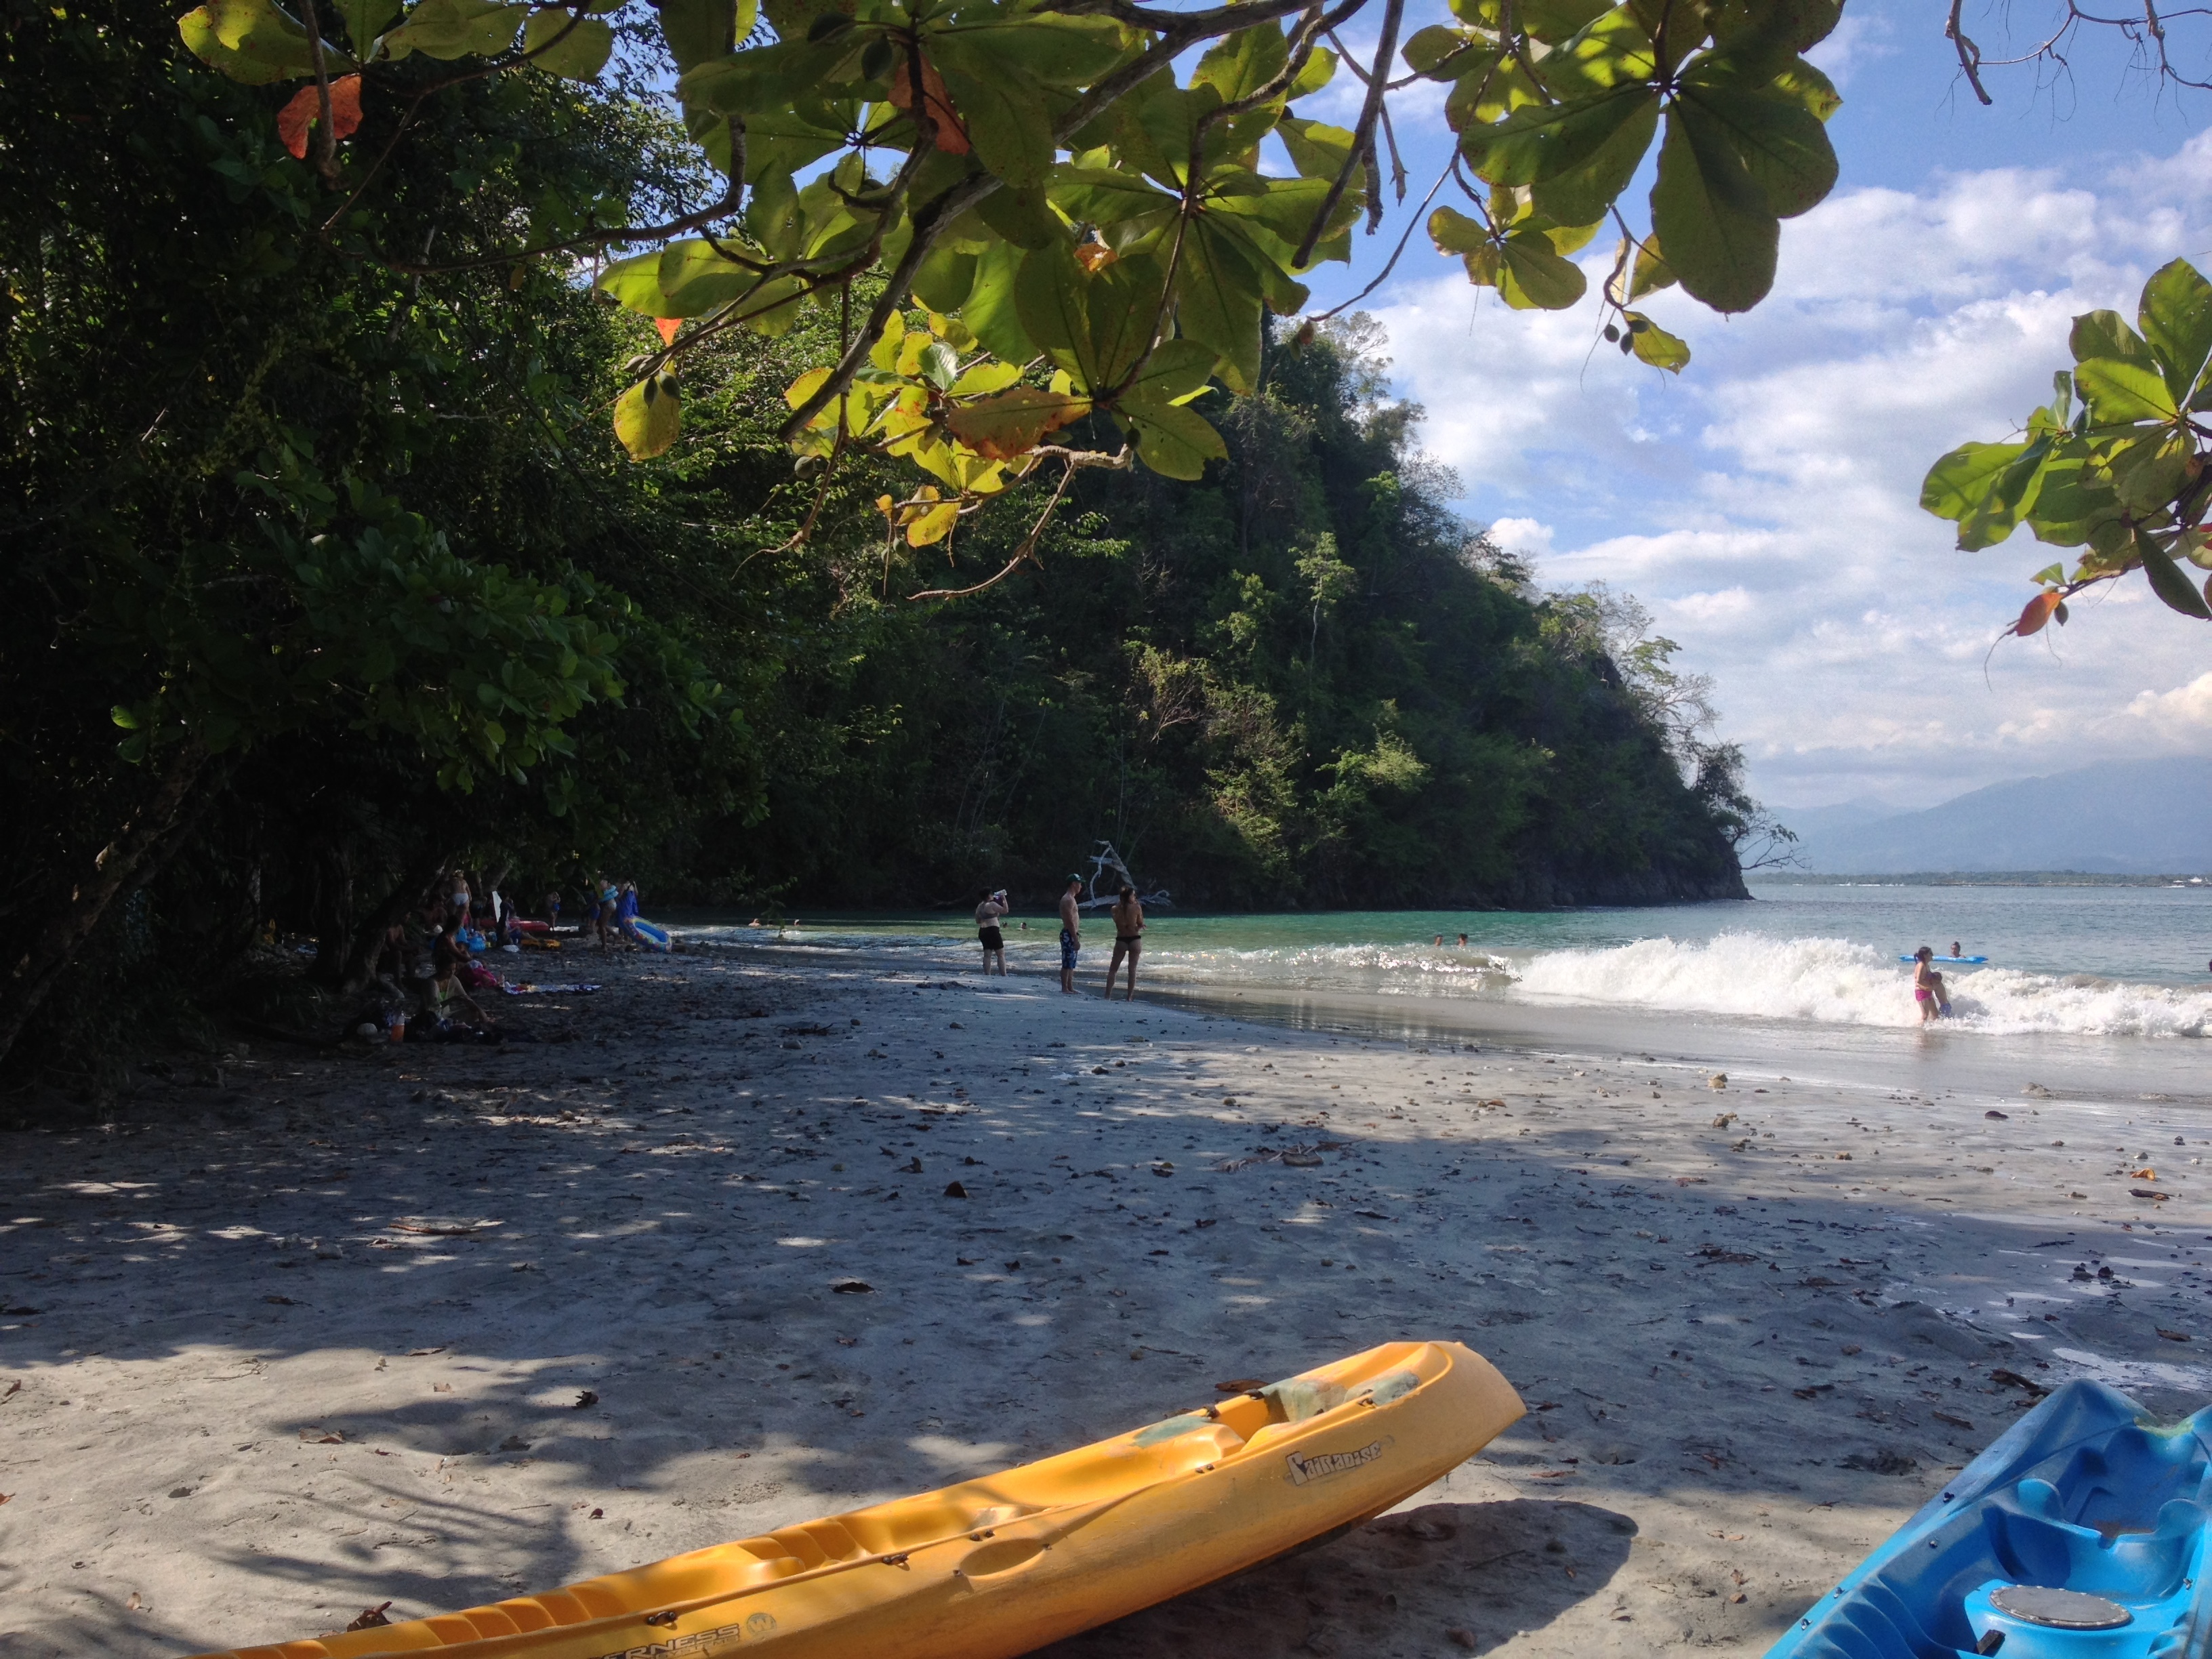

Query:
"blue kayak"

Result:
[[1899, 954, 1990, 964], [1765, 1379, 2211, 1658]]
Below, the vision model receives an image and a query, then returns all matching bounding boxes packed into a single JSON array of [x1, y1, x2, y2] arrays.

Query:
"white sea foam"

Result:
[[1509, 933, 2212, 1037], [1145, 932, 2212, 1038]]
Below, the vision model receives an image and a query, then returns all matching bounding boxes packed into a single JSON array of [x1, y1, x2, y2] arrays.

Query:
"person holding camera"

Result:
[[975, 888, 1011, 976]]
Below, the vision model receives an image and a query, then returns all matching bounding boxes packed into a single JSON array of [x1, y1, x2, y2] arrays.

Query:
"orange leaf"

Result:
[[1072, 239, 1119, 274], [943, 387, 1091, 461], [886, 54, 969, 155], [2015, 590, 2062, 637], [277, 74, 363, 161], [655, 317, 681, 345]]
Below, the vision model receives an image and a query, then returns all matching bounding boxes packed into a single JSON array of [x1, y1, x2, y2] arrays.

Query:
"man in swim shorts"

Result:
[[975, 888, 1010, 976], [1059, 875, 1084, 994], [1105, 884, 1144, 1000]]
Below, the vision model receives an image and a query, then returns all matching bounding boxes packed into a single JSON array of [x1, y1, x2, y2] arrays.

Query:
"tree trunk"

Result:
[[333, 840, 453, 994], [0, 740, 209, 1069]]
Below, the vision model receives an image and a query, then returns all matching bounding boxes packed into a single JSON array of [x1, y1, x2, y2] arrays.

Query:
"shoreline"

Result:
[[2, 946, 2206, 1656]]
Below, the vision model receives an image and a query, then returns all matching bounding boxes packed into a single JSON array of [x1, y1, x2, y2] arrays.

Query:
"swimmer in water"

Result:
[[1912, 945, 1949, 1021]]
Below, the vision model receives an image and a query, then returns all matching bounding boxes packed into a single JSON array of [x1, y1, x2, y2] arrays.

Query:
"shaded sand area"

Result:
[[3, 951, 2209, 1657]]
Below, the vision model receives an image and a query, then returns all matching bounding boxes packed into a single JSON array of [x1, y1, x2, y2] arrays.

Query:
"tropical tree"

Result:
[[1925, 259, 2212, 642]]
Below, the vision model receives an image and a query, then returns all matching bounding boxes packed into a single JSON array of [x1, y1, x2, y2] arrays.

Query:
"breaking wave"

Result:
[[1146, 932, 2212, 1038]]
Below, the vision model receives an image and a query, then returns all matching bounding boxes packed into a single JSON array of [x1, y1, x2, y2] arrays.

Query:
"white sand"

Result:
[[3, 949, 2207, 1657]]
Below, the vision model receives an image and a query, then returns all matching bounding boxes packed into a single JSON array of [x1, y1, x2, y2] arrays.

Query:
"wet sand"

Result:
[[1, 948, 2206, 1657]]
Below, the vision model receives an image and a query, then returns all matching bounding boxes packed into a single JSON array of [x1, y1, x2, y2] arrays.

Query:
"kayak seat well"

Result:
[[1986, 1480, 2206, 1601]]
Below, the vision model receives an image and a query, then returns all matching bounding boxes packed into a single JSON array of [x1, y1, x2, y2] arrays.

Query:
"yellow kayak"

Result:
[[197, 1339, 1522, 1659]]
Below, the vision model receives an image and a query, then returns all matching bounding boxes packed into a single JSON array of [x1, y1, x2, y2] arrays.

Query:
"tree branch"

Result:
[[1294, 0, 1404, 265]]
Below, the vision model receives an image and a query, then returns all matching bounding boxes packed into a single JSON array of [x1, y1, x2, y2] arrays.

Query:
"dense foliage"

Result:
[[0, 0, 1750, 1092], [655, 308, 1749, 911]]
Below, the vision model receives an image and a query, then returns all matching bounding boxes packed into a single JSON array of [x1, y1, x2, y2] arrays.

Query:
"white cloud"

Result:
[[1364, 134, 2212, 803], [1486, 516, 1555, 559]]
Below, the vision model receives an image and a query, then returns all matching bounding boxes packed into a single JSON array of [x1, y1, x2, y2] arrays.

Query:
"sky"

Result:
[[1281, 0, 2212, 812]]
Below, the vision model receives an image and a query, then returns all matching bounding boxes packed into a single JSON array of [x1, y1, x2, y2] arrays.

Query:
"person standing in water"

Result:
[[975, 888, 1010, 976], [1058, 875, 1084, 995], [1104, 884, 1144, 1000], [1912, 945, 1950, 1021]]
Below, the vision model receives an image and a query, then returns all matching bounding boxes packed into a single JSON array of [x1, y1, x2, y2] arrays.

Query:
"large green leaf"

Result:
[[1049, 165, 1178, 230], [615, 373, 682, 461], [2138, 259, 2212, 406], [930, 35, 1057, 187], [1175, 221, 1266, 391], [1116, 337, 1221, 405], [1498, 232, 1586, 309], [523, 12, 611, 78], [336, 0, 396, 54], [676, 38, 846, 117], [974, 183, 1068, 251], [1921, 438, 2029, 523], [1015, 242, 1092, 376], [1648, 99, 1776, 313], [1277, 118, 1357, 182], [384, 0, 525, 59], [1445, 52, 1542, 131], [1529, 92, 1658, 226], [658, 0, 743, 71], [963, 240, 1038, 366], [1118, 398, 1227, 479], [1674, 74, 1835, 217], [1192, 20, 1288, 102], [2136, 529, 2212, 618], [912, 243, 979, 313], [1460, 85, 1656, 193], [2069, 308, 2156, 372], [1522, 0, 1610, 43], [1427, 205, 1489, 255], [2074, 357, 2179, 426], [1402, 24, 1487, 78], [1535, 4, 1656, 99], [179, 0, 321, 82], [1708, 0, 1844, 56], [1624, 312, 1689, 371], [933, 13, 1128, 84], [1085, 252, 1168, 392], [2020, 451, 2122, 546], [2109, 430, 2193, 512]]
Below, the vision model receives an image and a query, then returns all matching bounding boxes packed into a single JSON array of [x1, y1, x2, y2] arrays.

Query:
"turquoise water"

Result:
[[678, 882, 2212, 1040]]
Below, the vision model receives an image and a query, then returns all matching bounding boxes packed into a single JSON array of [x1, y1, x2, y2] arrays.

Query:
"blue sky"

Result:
[[1282, 0, 2212, 812]]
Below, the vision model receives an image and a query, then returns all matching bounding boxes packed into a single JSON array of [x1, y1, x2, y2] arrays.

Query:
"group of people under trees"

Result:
[[361, 868, 648, 1040], [973, 878, 1147, 1001]]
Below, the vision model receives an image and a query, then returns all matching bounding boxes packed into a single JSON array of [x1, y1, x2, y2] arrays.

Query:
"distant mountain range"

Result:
[[1774, 757, 2212, 876]]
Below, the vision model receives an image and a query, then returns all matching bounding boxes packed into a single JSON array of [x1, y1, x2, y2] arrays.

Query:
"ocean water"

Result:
[[671, 881, 2212, 1099]]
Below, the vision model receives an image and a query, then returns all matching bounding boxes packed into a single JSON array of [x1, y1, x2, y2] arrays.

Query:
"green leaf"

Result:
[[676, 39, 846, 117], [1402, 24, 1485, 78], [523, 12, 611, 78], [912, 243, 979, 313], [1529, 92, 1659, 226], [384, 0, 526, 58], [930, 14, 1128, 85], [1708, 0, 1844, 56], [336, 0, 397, 53], [963, 240, 1039, 366], [2074, 357, 2179, 426], [2139, 259, 2212, 406], [1498, 231, 1586, 309], [1176, 222, 1267, 391], [2069, 308, 2156, 372], [1921, 439, 2030, 526], [1624, 312, 1689, 371], [1446, 51, 1542, 131], [657, 0, 743, 69], [1428, 205, 1490, 255], [1277, 117, 1357, 181], [2109, 430, 2193, 512], [1764, 55, 1841, 121], [974, 182, 1069, 250], [178, 0, 321, 83], [1116, 336, 1220, 405], [1050, 164, 1178, 228], [615, 373, 682, 462], [1192, 20, 1288, 102], [929, 35, 1057, 187], [1522, 0, 1609, 43], [1647, 98, 1777, 313], [2137, 529, 2212, 618], [1015, 241, 1092, 376], [918, 340, 961, 391], [1119, 397, 1227, 479], [1535, 4, 1657, 99], [1673, 75, 1836, 218], [1461, 87, 1657, 199]]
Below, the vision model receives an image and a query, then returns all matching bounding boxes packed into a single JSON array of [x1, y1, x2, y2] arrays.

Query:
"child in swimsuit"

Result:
[[1912, 945, 1948, 1021]]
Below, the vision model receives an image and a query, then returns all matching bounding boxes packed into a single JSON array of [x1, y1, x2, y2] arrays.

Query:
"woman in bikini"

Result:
[[1911, 945, 1948, 1021], [1105, 884, 1145, 1001]]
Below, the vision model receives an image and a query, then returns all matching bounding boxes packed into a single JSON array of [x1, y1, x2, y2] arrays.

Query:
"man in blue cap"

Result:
[[1058, 874, 1084, 995]]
